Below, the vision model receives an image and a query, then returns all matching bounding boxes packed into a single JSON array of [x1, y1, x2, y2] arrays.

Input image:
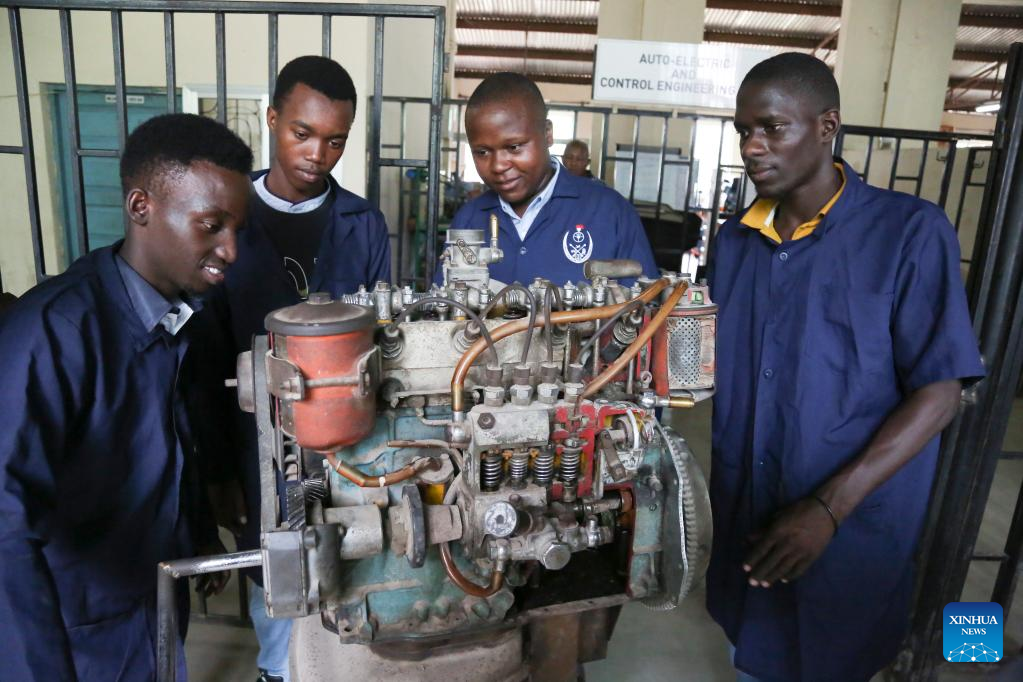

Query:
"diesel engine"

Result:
[[224, 221, 715, 681]]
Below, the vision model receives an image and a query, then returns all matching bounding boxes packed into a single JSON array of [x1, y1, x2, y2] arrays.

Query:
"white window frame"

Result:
[[182, 84, 272, 170]]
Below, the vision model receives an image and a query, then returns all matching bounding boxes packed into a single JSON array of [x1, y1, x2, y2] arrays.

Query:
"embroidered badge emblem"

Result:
[[562, 224, 594, 264]]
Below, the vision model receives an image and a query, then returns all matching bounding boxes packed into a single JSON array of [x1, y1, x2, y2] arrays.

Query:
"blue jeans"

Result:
[[249, 579, 292, 682], [729, 644, 767, 682]]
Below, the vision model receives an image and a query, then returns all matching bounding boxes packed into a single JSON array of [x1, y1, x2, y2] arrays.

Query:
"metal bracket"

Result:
[[266, 346, 379, 401], [455, 238, 477, 264], [263, 529, 313, 619], [266, 351, 305, 401], [597, 430, 628, 482], [356, 345, 381, 398]]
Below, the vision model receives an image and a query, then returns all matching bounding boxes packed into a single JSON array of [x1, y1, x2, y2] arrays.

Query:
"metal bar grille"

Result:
[[214, 11, 226, 125], [367, 16, 384, 209], [424, 10, 445, 285], [8, 7, 45, 281], [321, 14, 330, 57], [59, 8, 88, 257], [164, 11, 175, 113]]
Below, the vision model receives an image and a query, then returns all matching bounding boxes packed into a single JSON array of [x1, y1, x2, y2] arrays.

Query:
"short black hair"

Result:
[[565, 139, 589, 155], [273, 55, 357, 113], [467, 72, 547, 127], [740, 52, 840, 113], [119, 113, 253, 195]]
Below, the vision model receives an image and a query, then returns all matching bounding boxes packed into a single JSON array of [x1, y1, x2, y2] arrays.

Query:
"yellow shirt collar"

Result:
[[741, 163, 847, 244]]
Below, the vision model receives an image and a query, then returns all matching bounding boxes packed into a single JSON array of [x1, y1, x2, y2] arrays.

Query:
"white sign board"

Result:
[[592, 39, 773, 110]]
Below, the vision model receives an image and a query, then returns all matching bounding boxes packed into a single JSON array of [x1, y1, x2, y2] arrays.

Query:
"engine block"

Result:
[[231, 227, 716, 678]]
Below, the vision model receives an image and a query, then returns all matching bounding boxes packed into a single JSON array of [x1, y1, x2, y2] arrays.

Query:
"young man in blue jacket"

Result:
[[195, 56, 390, 682], [447, 72, 657, 286], [708, 53, 985, 682], [0, 113, 252, 681]]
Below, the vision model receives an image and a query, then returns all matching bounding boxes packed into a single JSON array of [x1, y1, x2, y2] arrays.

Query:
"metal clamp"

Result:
[[265, 346, 380, 401]]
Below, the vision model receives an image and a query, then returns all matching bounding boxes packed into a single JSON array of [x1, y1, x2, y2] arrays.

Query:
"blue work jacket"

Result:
[[192, 171, 390, 583], [707, 161, 985, 682], [446, 166, 659, 286], [0, 245, 208, 681]]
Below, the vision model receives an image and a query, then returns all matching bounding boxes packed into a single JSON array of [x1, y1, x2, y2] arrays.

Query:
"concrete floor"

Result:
[[185, 399, 1023, 682]]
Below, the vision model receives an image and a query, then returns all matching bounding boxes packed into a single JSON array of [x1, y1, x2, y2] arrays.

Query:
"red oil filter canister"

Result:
[[264, 293, 378, 451]]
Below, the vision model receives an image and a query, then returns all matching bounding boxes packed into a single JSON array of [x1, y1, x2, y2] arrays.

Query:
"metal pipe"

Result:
[[451, 279, 670, 412], [580, 281, 687, 401], [575, 298, 644, 365], [387, 438, 464, 469], [479, 282, 536, 365], [325, 451, 437, 488], [439, 541, 505, 598], [157, 550, 262, 682]]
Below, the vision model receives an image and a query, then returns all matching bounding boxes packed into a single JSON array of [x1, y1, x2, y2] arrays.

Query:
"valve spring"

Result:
[[509, 450, 530, 484], [532, 448, 555, 486], [481, 451, 504, 491], [560, 441, 582, 485]]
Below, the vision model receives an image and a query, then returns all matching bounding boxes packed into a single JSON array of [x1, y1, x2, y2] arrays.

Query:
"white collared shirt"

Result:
[[498, 160, 561, 241], [253, 173, 331, 214]]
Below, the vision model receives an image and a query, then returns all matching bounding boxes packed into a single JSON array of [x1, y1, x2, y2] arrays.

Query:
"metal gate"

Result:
[[0, 0, 446, 290]]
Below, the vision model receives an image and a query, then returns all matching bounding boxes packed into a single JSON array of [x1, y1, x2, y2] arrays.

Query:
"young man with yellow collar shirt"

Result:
[[707, 53, 984, 682]]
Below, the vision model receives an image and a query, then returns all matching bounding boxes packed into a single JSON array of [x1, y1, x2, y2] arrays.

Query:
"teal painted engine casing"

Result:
[[240, 263, 716, 677]]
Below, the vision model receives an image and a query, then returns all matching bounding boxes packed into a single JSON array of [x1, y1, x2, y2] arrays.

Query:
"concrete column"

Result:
[[834, 0, 900, 126], [640, 0, 705, 44], [884, 0, 962, 130], [836, 0, 962, 130], [597, 0, 705, 43]]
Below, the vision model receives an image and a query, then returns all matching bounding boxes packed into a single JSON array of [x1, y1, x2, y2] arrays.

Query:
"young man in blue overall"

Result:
[[708, 53, 985, 682], [0, 113, 252, 681], [447, 72, 657, 286], [193, 56, 390, 682]]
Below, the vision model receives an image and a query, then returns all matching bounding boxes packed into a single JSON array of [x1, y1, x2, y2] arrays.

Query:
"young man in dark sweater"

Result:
[[195, 56, 390, 682]]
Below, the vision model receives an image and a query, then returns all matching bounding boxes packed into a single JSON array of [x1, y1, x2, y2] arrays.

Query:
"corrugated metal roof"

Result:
[[957, 25, 1023, 49], [457, 0, 598, 21], [456, 28, 596, 51], [452, 0, 1022, 108], [949, 59, 1008, 79], [455, 54, 591, 73], [704, 8, 839, 35]]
